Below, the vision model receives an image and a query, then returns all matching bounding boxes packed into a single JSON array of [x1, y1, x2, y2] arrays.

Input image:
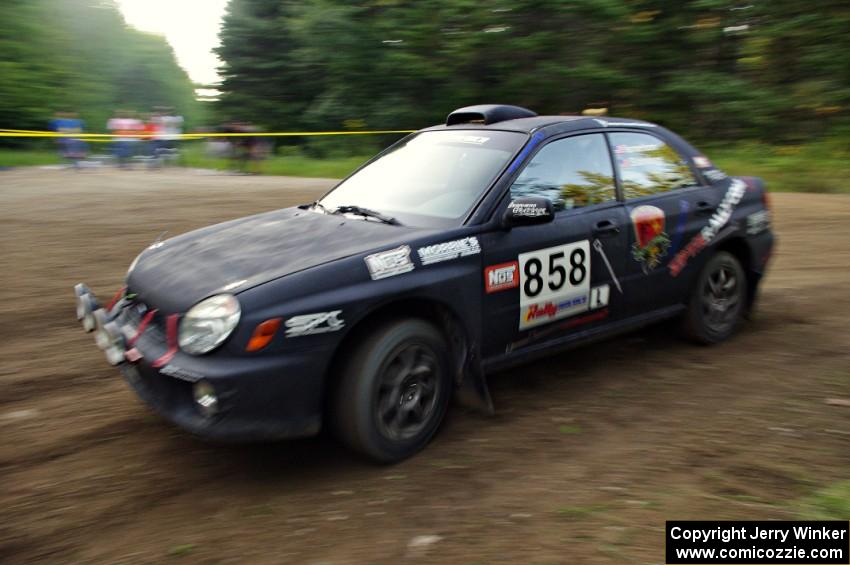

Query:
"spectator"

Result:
[[153, 107, 184, 165], [48, 111, 87, 168], [107, 110, 143, 168]]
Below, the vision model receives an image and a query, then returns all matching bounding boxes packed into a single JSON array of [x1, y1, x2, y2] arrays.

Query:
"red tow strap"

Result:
[[152, 314, 179, 368], [127, 309, 158, 347], [106, 286, 127, 311]]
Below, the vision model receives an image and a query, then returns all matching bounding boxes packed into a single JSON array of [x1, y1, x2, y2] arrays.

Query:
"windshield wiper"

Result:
[[333, 205, 401, 226]]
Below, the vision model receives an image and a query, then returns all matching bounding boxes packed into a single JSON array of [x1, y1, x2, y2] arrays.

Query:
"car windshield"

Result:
[[320, 130, 527, 227]]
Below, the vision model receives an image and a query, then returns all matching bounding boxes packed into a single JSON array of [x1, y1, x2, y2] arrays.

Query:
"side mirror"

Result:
[[501, 196, 555, 229]]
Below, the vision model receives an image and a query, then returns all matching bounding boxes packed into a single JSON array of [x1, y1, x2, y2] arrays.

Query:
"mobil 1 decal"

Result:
[[518, 240, 609, 330]]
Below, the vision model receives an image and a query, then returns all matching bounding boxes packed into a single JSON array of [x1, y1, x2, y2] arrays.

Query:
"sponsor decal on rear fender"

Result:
[[747, 210, 771, 235], [669, 179, 746, 276]]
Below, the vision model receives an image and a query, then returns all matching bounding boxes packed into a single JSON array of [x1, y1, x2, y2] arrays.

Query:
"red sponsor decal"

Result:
[[668, 233, 706, 277], [525, 302, 557, 321], [484, 261, 519, 293], [561, 307, 609, 330]]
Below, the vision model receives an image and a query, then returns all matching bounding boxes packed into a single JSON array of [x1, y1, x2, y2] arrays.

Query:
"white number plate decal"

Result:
[[519, 240, 591, 329]]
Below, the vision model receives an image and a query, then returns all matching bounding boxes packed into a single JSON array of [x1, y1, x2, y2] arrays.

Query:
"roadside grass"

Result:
[[706, 140, 850, 194], [180, 143, 369, 179], [0, 144, 369, 179], [795, 481, 850, 519], [0, 149, 60, 167], [2, 140, 848, 190]]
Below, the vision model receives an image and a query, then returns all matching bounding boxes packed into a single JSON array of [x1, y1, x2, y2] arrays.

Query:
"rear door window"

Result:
[[609, 132, 698, 198]]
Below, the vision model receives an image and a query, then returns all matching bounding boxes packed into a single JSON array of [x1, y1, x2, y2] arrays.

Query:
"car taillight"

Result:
[[762, 188, 771, 211]]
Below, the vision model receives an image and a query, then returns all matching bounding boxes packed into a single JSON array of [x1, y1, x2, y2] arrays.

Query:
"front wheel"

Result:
[[683, 251, 747, 344], [332, 318, 452, 463]]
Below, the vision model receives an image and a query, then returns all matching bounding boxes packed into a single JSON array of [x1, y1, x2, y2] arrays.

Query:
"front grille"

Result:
[[119, 300, 165, 343]]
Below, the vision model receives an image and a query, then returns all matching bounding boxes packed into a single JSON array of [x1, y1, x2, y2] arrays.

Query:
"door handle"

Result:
[[695, 201, 715, 216], [592, 219, 620, 238]]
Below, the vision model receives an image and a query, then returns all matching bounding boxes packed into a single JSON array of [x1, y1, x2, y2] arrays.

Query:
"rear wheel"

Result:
[[332, 318, 451, 463], [683, 251, 747, 344]]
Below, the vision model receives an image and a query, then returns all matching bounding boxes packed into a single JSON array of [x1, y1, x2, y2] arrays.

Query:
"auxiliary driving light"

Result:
[[104, 344, 126, 366], [80, 294, 98, 332], [74, 284, 101, 332], [93, 309, 112, 349], [74, 283, 91, 320], [193, 380, 219, 417], [100, 321, 126, 366]]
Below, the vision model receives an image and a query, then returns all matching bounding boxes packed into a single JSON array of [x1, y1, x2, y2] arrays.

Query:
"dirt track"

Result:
[[1, 167, 848, 564]]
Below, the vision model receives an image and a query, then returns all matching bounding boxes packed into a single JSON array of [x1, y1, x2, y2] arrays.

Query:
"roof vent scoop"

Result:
[[446, 104, 537, 126]]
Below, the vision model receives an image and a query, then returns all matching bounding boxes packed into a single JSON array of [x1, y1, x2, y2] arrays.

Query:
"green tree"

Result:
[[213, 0, 849, 147], [0, 0, 199, 136]]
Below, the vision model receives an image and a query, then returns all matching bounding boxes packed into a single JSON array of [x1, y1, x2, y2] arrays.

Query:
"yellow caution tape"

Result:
[[0, 129, 416, 139]]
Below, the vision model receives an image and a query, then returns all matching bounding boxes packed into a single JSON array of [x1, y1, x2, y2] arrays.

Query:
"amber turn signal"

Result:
[[246, 318, 281, 352]]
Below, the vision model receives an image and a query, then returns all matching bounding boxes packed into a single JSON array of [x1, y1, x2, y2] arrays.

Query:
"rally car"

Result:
[[75, 104, 774, 462]]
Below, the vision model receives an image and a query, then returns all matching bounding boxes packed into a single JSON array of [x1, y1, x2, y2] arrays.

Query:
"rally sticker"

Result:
[[484, 261, 519, 293], [418, 236, 480, 265], [519, 240, 591, 330], [365, 245, 414, 280], [285, 310, 345, 337], [692, 155, 712, 168], [669, 179, 747, 276], [630, 205, 671, 273], [747, 210, 771, 235]]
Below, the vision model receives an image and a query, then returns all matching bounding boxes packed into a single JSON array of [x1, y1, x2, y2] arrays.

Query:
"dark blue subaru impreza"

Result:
[[75, 105, 774, 462]]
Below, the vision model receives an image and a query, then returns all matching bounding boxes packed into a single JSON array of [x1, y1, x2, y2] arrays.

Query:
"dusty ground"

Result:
[[1, 167, 848, 564]]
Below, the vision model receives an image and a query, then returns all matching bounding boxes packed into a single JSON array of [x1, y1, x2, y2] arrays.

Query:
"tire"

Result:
[[683, 251, 747, 344], [332, 318, 452, 463]]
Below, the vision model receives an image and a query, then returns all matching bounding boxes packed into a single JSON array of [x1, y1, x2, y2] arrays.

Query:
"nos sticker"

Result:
[[484, 261, 519, 293], [519, 240, 591, 330]]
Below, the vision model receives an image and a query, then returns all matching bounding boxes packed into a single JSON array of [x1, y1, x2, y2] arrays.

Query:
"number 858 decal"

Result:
[[518, 240, 591, 330]]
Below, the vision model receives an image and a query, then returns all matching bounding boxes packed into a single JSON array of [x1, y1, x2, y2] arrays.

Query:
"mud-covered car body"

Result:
[[76, 105, 774, 444]]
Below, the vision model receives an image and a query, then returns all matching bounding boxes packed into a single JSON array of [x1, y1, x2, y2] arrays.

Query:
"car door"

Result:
[[479, 132, 629, 357], [607, 130, 709, 311]]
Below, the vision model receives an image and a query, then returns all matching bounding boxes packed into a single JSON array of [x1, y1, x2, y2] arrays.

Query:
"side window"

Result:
[[609, 132, 698, 198], [510, 134, 615, 211]]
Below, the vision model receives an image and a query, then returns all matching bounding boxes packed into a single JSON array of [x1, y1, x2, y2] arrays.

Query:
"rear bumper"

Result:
[[75, 283, 325, 442]]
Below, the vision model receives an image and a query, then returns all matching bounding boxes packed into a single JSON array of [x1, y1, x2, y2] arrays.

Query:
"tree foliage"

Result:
[[216, 0, 850, 145], [0, 0, 199, 133]]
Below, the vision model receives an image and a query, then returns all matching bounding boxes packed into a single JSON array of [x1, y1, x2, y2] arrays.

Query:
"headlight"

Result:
[[178, 294, 241, 355]]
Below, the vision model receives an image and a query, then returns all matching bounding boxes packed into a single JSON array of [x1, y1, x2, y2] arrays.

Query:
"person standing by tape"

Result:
[[48, 111, 87, 169]]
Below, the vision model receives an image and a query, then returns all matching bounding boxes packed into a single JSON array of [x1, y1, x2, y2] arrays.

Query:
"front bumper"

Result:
[[74, 284, 324, 442]]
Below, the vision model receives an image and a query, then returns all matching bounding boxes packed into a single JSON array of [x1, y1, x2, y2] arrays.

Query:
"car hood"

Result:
[[128, 207, 422, 312]]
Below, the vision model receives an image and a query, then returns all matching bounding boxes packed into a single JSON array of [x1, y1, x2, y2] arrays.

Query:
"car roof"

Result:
[[422, 115, 658, 135]]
